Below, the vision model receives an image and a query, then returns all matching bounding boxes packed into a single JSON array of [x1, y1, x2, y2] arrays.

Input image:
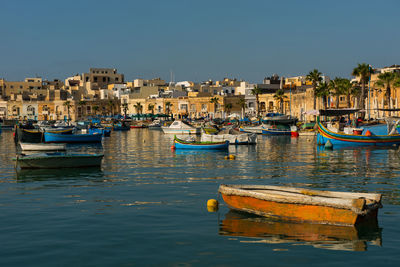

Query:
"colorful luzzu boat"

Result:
[[317, 117, 400, 146], [173, 136, 229, 150]]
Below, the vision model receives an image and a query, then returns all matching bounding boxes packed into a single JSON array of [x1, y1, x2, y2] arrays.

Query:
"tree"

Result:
[[134, 102, 143, 114], [108, 100, 115, 116], [77, 100, 86, 118], [236, 98, 247, 119], [316, 81, 330, 110], [306, 69, 322, 110], [209, 97, 219, 118], [224, 103, 233, 116], [352, 63, 372, 110], [122, 103, 128, 117], [165, 101, 173, 115], [63, 100, 71, 124], [93, 105, 99, 115], [375, 72, 400, 114], [273, 89, 288, 113], [250, 86, 262, 117], [148, 103, 155, 115]]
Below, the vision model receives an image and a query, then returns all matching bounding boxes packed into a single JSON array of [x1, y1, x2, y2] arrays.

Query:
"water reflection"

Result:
[[15, 167, 103, 182], [219, 211, 382, 251]]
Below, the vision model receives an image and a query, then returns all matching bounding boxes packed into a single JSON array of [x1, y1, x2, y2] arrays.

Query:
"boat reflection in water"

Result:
[[219, 211, 382, 251], [15, 167, 103, 182]]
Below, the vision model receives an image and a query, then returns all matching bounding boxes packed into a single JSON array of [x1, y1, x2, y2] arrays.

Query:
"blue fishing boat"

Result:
[[261, 128, 291, 135], [44, 132, 103, 143], [173, 136, 229, 150], [88, 128, 111, 137], [317, 116, 400, 146], [113, 123, 130, 131], [13, 152, 103, 169]]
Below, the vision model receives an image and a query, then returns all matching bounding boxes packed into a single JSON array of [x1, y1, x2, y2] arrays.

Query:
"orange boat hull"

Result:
[[221, 194, 378, 226]]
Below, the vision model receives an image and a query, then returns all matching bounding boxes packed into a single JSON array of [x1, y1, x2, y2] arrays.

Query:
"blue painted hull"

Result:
[[44, 132, 103, 143], [174, 140, 229, 150], [262, 129, 291, 135], [317, 118, 400, 147]]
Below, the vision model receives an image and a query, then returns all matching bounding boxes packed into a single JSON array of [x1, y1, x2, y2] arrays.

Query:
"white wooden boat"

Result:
[[201, 128, 257, 145], [19, 142, 67, 151], [239, 124, 266, 134], [161, 120, 201, 134]]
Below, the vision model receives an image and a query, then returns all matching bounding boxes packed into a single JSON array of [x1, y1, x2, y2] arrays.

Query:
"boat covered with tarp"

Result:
[[201, 127, 257, 145]]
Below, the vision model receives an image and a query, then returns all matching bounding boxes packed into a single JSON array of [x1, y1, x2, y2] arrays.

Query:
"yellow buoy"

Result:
[[207, 199, 219, 212], [229, 155, 236, 160]]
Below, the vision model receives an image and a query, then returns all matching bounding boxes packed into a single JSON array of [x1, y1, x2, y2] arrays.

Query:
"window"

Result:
[[20, 86, 23, 89], [340, 96, 345, 102], [10, 85, 13, 88], [94, 77, 98, 82], [103, 77, 106, 82], [116, 77, 119, 81], [201, 104, 207, 111], [190, 104, 196, 112]]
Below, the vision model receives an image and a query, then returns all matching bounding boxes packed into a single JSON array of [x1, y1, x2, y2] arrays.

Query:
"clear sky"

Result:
[[1, 0, 399, 83]]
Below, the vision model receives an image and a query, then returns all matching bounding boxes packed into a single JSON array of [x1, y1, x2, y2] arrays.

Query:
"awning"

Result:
[[319, 109, 360, 116]]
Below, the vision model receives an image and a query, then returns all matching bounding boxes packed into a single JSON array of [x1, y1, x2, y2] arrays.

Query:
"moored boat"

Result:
[[44, 132, 103, 143], [239, 124, 266, 134], [317, 117, 400, 146], [219, 184, 382, 226], [201, 128, 257, 145], [173, 136, 229, 150], [261, 127, 291, 135], [13, 152, 103, 169], [15, 127, 44, 143], [19, 142, 66, 151], [162, 120, 201, 135]]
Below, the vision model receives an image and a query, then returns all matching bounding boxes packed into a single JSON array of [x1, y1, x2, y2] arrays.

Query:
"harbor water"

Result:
[[0, 130, 400, 266]]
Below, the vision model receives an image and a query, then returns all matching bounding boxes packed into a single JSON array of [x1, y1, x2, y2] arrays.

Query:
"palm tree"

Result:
[[78, 100, 86, 118], [352, 63, 371, 110], [236, 98, 247, 119], [108, 100, 114, 116], [165, 101, 173, 115], [148, 103, 155, 115], [316, 81, 330, 110], [122, 103, 128, 117], [273, 89, 288, 113], [306, 69, 322, 110], [250, 86, 262, 117], [224, 103, 233, 116], [63, 100, 71, 124], [92, 105, 99, 115], [209, 97, 219, 118], [133, 102, 143, 114], [375, 72, 400, 114]]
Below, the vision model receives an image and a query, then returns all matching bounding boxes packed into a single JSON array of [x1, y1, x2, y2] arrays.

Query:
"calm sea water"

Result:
[[0, 129, 399, 266]]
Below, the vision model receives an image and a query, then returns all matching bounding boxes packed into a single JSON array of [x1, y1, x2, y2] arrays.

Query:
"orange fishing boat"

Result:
[[218, 184, 382, 226]]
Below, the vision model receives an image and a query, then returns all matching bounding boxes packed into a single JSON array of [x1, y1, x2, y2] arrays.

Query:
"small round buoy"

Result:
[[170, 145, 175, 150], [224, 156, 229, 160], [207, 199, 219, 212], [229, 155, 236, 160]]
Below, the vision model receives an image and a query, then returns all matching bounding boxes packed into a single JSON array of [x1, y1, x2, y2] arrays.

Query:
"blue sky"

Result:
[[1, 0, 399, 83]]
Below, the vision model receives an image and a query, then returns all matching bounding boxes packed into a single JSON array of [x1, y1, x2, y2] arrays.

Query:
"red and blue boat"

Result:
[[173, 136, 229, 150]]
